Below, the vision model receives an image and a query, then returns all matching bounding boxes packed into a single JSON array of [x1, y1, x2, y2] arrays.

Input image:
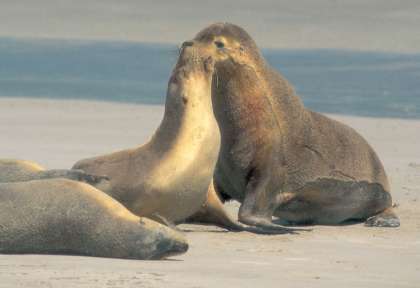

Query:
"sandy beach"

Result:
[[0, 97, 419, 288]]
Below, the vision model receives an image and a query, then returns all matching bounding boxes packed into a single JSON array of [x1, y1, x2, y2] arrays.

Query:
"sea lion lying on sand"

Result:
[[0, 178, 188, 260]]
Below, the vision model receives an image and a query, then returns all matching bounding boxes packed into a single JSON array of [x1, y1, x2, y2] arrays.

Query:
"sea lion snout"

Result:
[[170, 238, 189, 254], [178, 41, 196, 64], [151, 228, 189, 259], [172, 43, 214, 81]]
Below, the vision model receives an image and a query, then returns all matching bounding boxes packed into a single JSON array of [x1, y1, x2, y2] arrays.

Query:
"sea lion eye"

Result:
[[214, 41, 225, 49]]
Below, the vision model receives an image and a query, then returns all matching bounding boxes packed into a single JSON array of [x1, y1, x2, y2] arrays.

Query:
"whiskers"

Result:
[[168, 44, 182, 64], [214, 66, 220, 89]]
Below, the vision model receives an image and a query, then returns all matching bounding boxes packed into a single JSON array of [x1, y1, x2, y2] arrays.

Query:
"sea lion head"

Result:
[[166, 40, 214, 110], [189, 23, 265, 73], [180, 23, 267, 106], [179, 23, 268, 122]]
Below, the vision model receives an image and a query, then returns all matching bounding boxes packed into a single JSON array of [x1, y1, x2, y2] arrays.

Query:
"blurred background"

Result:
[[1, 0, 419, 118]]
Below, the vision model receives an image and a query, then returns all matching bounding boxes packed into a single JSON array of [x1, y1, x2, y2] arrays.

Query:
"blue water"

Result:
[[1, 37, 419, 118]]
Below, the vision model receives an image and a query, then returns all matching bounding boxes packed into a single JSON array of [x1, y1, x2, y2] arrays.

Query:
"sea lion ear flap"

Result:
[[237, 45, 246, 57]]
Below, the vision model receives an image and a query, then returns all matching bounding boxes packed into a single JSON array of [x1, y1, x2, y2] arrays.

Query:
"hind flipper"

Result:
[[365, 207, 400, 227]]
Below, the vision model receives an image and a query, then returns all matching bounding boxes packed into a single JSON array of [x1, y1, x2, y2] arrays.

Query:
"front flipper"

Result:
[[38, 169, 109, 185], [148, 213, 183, 232], [237, 171, 304, 234], [185, 180, 243, 231], [186, 180, 304, 235]]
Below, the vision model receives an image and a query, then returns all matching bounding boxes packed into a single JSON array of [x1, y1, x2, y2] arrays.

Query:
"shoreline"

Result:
[[2, 96, 420, 121]]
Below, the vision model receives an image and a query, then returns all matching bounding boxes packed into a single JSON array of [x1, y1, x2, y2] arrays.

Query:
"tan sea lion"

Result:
[[185, 22, 399, 230], [0, 178, 188, 260], [0, 159, 244, 231], [72, 44, 245, 231]]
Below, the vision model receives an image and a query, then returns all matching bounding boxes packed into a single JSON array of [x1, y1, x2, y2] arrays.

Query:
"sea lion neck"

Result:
[[212, 58, 306, 135], [145, 76, 216, 154]]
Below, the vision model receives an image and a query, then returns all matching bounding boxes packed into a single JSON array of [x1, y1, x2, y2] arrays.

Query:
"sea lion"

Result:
[[72, 44, 243, 230], [185, 22, 399, 230], [0, 178, 188, 260], [0, 159, 108, 185]]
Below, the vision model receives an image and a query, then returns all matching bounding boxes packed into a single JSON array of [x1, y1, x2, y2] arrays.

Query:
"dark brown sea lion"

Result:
[[0, 178, 188, 260], [185, 22, 399, 230]]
